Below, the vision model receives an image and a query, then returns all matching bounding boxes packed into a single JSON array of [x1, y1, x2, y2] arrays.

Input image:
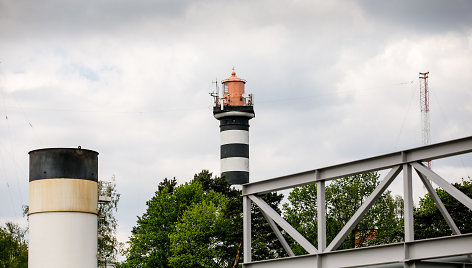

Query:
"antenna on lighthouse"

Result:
[[210, 78, 221, 108], [419, 72, 431, 168]]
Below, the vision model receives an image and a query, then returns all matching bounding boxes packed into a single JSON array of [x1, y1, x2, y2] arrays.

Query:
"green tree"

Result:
[[121, 170, 285, 267], [193, 171, 243, 266], [168, 191, 230, 267], [98, 176, 122, 267], [194, 171, 286, 263], [414, 177, 472, 240], [123, 177, 209, 267], [283, 172, 404, 254], [0, 222, 28, 268]]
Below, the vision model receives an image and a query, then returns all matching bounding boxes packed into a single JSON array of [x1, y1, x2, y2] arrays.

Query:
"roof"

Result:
[[222, 71, 246, 83]]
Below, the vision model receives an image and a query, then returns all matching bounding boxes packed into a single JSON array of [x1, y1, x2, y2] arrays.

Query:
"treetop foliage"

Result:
[[121, 170, 284, 267], [0, 222, 28, 268], [414, 177, 472, 239]]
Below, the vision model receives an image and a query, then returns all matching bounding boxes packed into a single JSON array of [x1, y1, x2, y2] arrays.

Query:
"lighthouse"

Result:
[[212, 71, 255, 185]]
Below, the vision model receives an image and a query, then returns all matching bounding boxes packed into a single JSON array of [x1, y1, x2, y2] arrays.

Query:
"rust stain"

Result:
[[29, 179, 98, 214]]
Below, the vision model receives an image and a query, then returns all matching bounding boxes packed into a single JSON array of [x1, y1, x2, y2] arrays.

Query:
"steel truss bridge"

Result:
[[242, 136, 472, 267]]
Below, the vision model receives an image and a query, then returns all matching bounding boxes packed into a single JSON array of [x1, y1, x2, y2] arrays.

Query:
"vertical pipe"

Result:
[[28, 148, 98, 268]]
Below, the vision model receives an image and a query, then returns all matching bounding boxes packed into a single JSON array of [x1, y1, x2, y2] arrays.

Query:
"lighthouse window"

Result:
[[224, 83, 228, 93]]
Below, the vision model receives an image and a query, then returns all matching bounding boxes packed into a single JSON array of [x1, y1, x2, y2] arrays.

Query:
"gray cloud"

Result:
[[357, 0, 472, 33], [0, 0, 192, 36], [0, 0, 471, 254]]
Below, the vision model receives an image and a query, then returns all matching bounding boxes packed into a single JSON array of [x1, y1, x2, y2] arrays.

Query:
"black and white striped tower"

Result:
[[213, 71, 255, 185]]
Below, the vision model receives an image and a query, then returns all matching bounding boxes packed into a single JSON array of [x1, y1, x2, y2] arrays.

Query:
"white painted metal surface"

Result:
[[243, 196, 252, 263], [214, 111, 255, 119], [316, 180, 326, 252], [29, 212, 97, 268], [403, 163, 414, 242], [220, 130, 249, 145], [221, 157, 249, 172]]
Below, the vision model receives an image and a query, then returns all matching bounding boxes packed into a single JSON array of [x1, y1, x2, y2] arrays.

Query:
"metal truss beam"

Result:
[[248, 195, 317, 254], [243, 234, 472, 268], [412, 162, 472, 211], [325, 165, 402, 252], [242, 136, 472, 267], [416, 169, 461, 235], [243, 136, 472, 195], [260, 210, 295, 257]]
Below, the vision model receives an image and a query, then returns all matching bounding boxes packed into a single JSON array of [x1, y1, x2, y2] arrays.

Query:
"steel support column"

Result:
[[403, 163, 414, 243], [243, 195, 252, 263], [317, 179, 326, 253]]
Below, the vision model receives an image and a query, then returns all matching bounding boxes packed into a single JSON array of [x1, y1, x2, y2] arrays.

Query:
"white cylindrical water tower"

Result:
[[28, 148, 98, 268]]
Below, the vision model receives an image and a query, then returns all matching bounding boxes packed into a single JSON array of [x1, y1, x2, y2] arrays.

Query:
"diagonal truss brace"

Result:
[[260, 210, 295, 256], [412, 162, 472, 211], [413, 162, 472, 263], [248, 194, 318, 254], [415, 168, 461, 235], [325, 165, 403, 252]]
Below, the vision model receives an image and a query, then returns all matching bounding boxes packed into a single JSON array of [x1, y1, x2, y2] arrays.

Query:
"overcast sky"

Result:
[[1, 0, 472, 247]]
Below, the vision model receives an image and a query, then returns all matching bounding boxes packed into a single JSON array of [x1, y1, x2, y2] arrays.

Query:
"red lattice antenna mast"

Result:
[[419, 72, 431, 168]]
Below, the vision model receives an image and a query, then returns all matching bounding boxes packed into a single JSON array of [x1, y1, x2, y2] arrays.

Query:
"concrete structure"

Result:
[[212, 71, 255, 185], [28, 148, 98, 268]]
